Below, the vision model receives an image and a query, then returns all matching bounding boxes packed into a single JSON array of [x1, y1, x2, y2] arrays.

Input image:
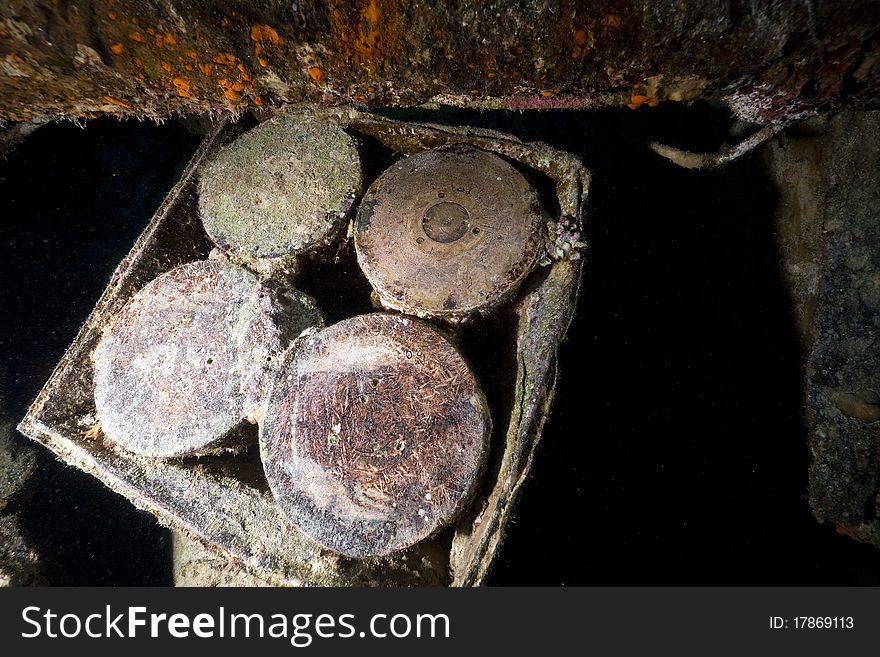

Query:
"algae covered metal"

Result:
[[18, 108, 588, 586], [199, 113, 362, 272]]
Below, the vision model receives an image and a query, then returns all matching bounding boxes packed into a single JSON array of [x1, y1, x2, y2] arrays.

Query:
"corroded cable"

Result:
[[649, 122, 788, 170]]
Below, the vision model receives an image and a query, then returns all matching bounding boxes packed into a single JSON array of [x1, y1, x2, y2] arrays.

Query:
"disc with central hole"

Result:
[[199, 113, 362, 263], [354, 147, 545, 319], [260, 313, 490, 557], [93, 260, 319, 457]]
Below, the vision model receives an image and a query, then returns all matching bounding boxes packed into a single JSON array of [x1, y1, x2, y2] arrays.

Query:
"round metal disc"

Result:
[[237, 284, 323, 423], [94, 260, 316, 457], [354, 147, 545, 318], [199, 113, 362, 262], [260, 313, 490, 557]]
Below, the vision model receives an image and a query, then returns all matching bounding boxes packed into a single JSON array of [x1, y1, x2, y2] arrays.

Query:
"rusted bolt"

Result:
[[93, 259, 320, 457], [260, 313, 490, 556], [199, 112, 362, 267], [354, 147, 545, 320]]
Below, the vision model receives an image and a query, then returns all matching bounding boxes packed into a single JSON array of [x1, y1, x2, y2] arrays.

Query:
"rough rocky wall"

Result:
[[0, 1, 878, 121], [768, 111, 880, 548], [0, 392, 42, 586]]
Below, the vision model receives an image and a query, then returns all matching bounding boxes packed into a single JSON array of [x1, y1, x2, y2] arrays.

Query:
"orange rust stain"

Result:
[[251, 24, 282, 45], [187, 50, 198, 60], [198, 62, 213, 76], [540, 90, 555, 97], [366, 85, 375, 93], [160, 61, 171, 72], [110, 43, 124, 54], [212, 52, 236, 65], [258, 57, 268, 68], [308, 66, 325, 84], [146, 27, 155, 35], [185, 64, 193, 71], [254, 96, 264, 106], [102, 95, 131, 108], [220, 17, 229, 28], [572, 25, 595, 58], [172, 77, 191, 97], [487, 72, 496, 78], [156, 32, 176, 47], [216, 73, 251, 102], [601, 14, 622, 28], [352, 92, 367, 102], [628, 93, 659, 109], [363, 0, 380, 22], [133, 57, 143, 67], [835, 523, 869, 543], [107, 11, 117, 20], [128, 31, 143, 42], [329, 0, 401, 75]]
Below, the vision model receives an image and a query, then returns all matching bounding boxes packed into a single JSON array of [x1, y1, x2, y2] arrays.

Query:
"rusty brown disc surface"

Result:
[[260, 313, 490, 557], [354, 147, 545, 318], [199, 113, 362, 262], [94, 260, 316, 457]]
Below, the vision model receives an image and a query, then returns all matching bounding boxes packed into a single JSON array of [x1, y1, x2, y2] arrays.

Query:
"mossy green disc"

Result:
[[199, 113, 362, 262]]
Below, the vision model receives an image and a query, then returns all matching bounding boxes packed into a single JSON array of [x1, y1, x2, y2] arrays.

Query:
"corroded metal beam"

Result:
[[1, 0, 878, 121]]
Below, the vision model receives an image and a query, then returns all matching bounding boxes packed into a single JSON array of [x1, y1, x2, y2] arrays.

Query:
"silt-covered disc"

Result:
[[199, 113, 362, 263], [260, 313, 490, 557], [354, 147, 545, 319], [237, 283, 323, 423], [94, 260, 318, 457]]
